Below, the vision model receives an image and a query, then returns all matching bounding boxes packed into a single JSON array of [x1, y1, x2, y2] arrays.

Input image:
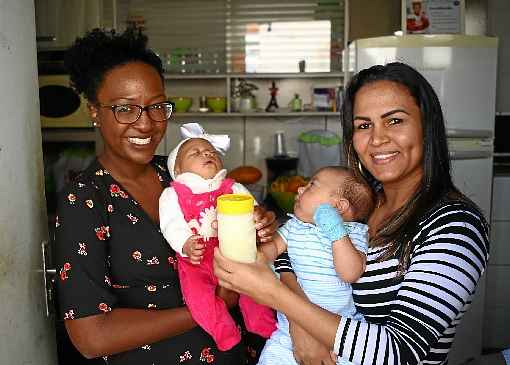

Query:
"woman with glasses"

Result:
[[54, 28, 277, 365]]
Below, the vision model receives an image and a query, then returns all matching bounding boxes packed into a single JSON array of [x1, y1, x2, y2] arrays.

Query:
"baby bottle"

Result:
[[217, 194, 257, 263]]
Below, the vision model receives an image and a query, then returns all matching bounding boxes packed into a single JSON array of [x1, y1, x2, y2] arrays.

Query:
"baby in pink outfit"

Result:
[[159, 123, 276, 351]]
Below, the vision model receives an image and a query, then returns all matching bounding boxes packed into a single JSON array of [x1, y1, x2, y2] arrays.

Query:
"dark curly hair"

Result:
[[64, 28, 164, 103]]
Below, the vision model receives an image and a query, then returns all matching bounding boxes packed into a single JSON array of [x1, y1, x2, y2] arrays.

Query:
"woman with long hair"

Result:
[[214, 62, 489, 365]]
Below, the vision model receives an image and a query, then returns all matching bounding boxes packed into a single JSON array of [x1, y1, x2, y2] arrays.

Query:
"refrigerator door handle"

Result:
[[446, 129, 493, 138], [449, 150, 493, 160], [38, 240, 56, 318]]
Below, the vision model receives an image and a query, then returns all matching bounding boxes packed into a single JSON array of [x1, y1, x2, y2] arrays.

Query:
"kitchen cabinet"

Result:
[[35, 0, 109, 50], [348, 0, 401, 41]]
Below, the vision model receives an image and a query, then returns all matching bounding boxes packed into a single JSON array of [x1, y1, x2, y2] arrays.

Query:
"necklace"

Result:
[[375, 194, 385, 209]]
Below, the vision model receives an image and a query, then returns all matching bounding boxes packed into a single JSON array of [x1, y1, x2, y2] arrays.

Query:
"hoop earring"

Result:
[[346, 143, 354, 167], [347, 144, 361, 169], [357, 160, 364, 176]]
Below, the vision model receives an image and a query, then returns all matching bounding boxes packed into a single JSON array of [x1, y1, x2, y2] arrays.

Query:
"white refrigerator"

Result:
[[345, 35, 498, 364]]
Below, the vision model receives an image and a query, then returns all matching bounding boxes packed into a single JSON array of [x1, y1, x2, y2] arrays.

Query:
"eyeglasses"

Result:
[[97, 101, 174, 124]]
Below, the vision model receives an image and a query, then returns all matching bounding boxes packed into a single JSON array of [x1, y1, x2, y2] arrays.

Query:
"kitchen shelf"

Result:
[[174, 111, 340, 117], [164, 74, 227, 80], [164, 72, 346, 80], [165, 72, 344, 121], [230, 72, 345, 79]]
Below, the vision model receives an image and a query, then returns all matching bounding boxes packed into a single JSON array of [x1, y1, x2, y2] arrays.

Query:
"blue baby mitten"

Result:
[[502, 348, 510, 364], [313, 203, 348, 242]]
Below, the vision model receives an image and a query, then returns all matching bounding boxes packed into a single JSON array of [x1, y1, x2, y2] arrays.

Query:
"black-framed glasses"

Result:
[[97, 101, 174, 124]]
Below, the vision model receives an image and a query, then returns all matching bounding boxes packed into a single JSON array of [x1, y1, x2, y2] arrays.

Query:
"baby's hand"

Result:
[[182, 235, 205, 264], [313, 204, 347, 242], [253, 205, 277, 243]]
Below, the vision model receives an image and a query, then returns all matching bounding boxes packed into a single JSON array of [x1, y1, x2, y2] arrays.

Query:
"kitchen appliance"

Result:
[[266, 132, 299, 185], [274, 131, 287, 157], [346, 34, 498, 364], [265, 156, 299, 185], [297, 129, 343, 178], [39, 74, 90, 128]]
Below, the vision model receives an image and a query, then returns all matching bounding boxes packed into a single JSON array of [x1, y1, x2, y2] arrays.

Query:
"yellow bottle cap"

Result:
[[217, 194, 254, 215]]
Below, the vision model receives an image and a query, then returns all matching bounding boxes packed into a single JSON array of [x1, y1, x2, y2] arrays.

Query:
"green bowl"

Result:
[[169, 96, 192, 113], [207, 96, 227, 113], [270, 191, 296, 213]]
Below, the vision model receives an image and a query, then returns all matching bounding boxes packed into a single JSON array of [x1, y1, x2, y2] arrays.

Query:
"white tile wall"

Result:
[[244, 117, 326, 182], [485, 266, 510, 308], [489, 221, 510, 265], [492, 176, 510, 220], [484, 175, 510, 350], [484, 307, 510, 349], [326, 117, 342, 137]]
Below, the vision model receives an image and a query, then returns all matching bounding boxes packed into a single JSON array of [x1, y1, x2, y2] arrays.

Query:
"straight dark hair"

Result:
[[341, 62, 471, 270]]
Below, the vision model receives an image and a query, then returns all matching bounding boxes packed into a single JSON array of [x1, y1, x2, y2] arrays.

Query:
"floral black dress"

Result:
[[54, 156, 245, 364]]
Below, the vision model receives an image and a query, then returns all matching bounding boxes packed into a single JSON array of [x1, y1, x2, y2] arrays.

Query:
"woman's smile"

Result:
[[370, 151, 400, 164], [128, 136, 152, 145]]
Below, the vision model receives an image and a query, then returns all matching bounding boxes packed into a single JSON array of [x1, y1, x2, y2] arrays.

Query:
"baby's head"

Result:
[[293, 166, 375, 224], [167, 123, 230, 180], [171, 138, 224, 179]]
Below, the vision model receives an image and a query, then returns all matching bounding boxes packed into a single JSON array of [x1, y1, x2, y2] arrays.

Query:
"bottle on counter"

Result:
[[217, 194, 257, 263], [199, 95, 209, 112], [290, 93, 302, 112]]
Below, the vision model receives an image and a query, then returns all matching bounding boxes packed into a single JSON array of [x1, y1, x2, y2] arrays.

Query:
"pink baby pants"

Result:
[[173, 180, 276, 351]]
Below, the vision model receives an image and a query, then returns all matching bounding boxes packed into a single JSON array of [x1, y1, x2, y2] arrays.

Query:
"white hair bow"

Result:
[[180, 122, 230, 155]]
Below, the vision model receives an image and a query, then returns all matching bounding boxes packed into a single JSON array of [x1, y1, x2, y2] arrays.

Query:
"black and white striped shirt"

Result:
[[276, 200, 489, 365]]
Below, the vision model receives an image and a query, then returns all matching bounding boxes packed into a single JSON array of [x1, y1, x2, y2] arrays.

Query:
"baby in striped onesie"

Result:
[[258, 166, 375, 365]]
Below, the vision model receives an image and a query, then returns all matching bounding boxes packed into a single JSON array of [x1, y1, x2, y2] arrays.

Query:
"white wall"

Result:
[[0, 0, 57, 362]]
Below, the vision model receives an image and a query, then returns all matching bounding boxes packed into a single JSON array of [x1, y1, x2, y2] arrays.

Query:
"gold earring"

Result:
[[357, 160, 365, 176]]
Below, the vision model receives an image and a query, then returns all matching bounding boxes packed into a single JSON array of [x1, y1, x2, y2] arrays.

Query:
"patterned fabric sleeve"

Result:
[[55, 181, 117, 320], [273, 251, 293, 273], [333, 203, 489, 365]]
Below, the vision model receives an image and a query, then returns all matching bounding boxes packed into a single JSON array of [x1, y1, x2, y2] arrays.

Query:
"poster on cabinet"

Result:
[[402, 0, 465, 34]]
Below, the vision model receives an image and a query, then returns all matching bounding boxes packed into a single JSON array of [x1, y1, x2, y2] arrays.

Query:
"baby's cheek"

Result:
[[294, 204, 309, 223]]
